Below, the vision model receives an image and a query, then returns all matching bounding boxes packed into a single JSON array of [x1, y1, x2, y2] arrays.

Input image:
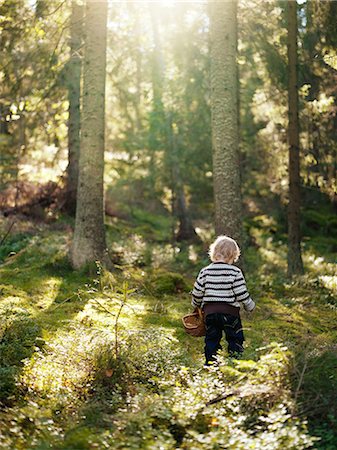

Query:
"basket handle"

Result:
[[195, 307, 203, 320]]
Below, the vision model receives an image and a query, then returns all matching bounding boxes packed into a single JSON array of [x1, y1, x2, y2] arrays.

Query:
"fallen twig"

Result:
[[0, 220, 15, 247], [294, 357, 309, 403], [206, 389, 240, 406], [48, 294, 77, 311]]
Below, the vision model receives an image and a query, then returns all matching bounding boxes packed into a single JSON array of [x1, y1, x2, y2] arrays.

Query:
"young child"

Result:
[[191, 235, 255, 364]]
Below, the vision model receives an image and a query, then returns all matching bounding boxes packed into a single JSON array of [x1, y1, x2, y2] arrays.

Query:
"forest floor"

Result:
[[0, 212, 336, 449]]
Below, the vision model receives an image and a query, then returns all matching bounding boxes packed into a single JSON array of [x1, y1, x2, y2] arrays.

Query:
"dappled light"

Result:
[[1, 0, 337, 448], [1, 215, 336, 447], [319, 275, 337, 295]]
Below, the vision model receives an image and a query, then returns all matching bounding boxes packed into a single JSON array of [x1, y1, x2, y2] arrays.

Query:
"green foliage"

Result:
[[131, 208, 172, 240], [0, 302, 41, 404], [0, 367, 17, 404], [105, 212, 174, 267], [96, 343, 316, 450], [1, 0, 337, 446], [0, 232, 33, 263], [0, 219, 336, 448], [104, 2, 212, 221], [312, 415, 337, 450], [0, 315, 40, 368], [0, 0, 70, 184], [148, 270, 191, 295], [291, 346, 337, 450], [302, 208, 337, 254], [292, 346, 337, 415], [0, 134, 17, 189], [303, 209, 337, 236]]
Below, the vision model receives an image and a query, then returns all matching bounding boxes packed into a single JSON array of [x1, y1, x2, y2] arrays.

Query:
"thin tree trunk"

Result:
[[148, 4, 165, 187], [70, 0, 110, 270], [287, 0, 304, 276], [175, 182, 198, 242], [168, 116, 198, 242], [0, 104, 10, 135], [35, 0, 46, 18], [65, 0, 83, 215], [128, 1, 142, 131], [209, 0, 242, 245]]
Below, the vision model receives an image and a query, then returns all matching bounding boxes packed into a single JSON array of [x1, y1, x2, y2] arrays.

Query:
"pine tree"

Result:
[[65, 0, 83, 215], [70, 0, 110, 269], [287, 0, 304, 276], [209, 0, 242, 244]]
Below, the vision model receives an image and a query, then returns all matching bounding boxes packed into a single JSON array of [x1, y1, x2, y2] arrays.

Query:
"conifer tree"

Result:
[[65, 0, 83, 215], [71, 0, 110, 269], [287, 0, 304, 276], [209, 0, 242, 244]]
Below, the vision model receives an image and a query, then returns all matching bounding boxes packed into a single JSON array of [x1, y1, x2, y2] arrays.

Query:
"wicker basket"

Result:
[[182, 308, 206, 337]]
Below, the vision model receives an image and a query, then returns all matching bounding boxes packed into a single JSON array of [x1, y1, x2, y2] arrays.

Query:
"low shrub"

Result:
[[291, 344, 337, 449], [0, 232, 33, 263], [0, 306, 41, 404], [98, 343, 317, 450], [148, 270, 191, 295]]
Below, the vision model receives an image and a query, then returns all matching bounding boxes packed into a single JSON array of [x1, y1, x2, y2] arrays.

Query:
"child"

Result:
[[191, 235, 255, 364]]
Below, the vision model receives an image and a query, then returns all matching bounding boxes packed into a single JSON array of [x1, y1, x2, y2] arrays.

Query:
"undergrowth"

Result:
[[0, 214, 336, 449]]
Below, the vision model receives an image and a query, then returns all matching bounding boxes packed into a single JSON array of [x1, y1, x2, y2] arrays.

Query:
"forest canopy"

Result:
[[1, 0, 336, 216]]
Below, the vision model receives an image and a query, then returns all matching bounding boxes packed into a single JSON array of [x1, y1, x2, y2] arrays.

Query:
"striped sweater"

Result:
[[191, 262, 255, 312]]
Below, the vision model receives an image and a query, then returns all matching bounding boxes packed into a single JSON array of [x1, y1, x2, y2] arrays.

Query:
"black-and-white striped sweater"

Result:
[[191, 262, 255, 312]]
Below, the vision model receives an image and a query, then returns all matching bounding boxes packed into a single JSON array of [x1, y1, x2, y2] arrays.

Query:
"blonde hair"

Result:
[[209, 235, 240, 263]]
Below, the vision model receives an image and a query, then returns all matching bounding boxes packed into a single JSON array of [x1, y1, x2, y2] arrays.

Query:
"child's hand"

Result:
[[244, 300, 256, 312]]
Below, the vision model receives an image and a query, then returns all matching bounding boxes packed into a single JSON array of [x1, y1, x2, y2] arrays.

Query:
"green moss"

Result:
[[0, 232, 33, 263], [0, 220, 336, 448], [148, 270, 191, 295]]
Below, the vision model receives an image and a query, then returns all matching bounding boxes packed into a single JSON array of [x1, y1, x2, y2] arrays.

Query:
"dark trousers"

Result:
[[204, 313, 244, 363]]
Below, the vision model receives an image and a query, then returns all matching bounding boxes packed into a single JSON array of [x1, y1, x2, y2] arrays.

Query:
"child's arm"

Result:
[[233, 270, 256, 312], [191, 269, 205, 308]]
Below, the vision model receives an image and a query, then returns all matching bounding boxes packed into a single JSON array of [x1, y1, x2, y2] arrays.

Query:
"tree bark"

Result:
[[148, 3, 165, 185], [175, 182, 198, 242], [70, 0, 110, 270], [209, 0, 242, 245], [287, 0, 304, 276], [65, 0, 83, 216], [168, 116, 198, 242]]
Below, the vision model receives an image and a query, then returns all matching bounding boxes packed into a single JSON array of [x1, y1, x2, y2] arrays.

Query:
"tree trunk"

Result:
[[148, 4, 165, 188], [167, 116, 198, 242], [209, 0, 242, 245], [127, 1, 142, 131], [65, 0, 83, 216], [175, 182, 199, 242], [287, 0, 304, 276], [35, 0, 46, 18], [70, 0, 110, 270], [0, 104, 10, 135]]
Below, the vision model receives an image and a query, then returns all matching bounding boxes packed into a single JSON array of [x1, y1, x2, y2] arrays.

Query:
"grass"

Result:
[[0, 214, 336, 449]]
